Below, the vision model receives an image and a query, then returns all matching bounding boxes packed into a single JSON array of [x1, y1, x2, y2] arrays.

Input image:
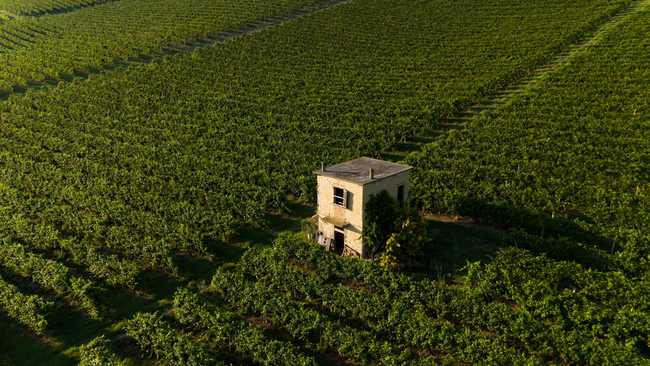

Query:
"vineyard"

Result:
[[0, 0, 115, 16], [0, 0, 648, 364], [0, 0, 329, 94], [408, 0, 650, 274], [71, 234, 649, 365]]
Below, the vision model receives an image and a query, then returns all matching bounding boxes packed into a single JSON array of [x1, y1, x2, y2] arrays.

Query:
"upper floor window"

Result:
[[333, 187, 345, 206], [333, 187, 354, 210]]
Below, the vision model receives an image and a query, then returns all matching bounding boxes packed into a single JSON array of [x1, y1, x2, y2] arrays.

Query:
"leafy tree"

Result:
[[379, 213, 427, 270], [364, 190, 428, 268], [363, 190, 400, 258]]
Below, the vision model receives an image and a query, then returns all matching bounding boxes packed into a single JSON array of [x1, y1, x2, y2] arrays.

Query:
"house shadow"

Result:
[[224, 197, 316, 254], [264, 197, 315, 233], [174, 252, 223, 284], [115, 270, 180, 311], [457, 199, 615, 251], [417, 219, 508, 277], [187, 197, 314, 284], [417, 199, 614, 276], [189, 199, 315, 282]]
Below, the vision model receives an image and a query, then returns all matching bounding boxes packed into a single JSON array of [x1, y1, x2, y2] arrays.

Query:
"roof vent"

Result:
[[369, 168, 374, 179]]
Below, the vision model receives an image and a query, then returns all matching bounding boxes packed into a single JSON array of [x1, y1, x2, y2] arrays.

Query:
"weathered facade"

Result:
[[313, 157, 412, 258]]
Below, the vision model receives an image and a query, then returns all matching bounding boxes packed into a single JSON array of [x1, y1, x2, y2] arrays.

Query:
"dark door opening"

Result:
[[334, 229, 345, 255]]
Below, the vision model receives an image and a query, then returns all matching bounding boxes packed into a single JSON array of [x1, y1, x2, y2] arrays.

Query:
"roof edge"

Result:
[[313, 166, 412, 185]]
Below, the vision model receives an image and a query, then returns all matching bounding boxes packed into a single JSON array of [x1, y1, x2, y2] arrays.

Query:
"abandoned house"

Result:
[[312, 157, 412, 258]]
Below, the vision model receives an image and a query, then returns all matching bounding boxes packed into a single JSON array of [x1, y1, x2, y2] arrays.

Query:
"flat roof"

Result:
[[313, 157, 412, 185]]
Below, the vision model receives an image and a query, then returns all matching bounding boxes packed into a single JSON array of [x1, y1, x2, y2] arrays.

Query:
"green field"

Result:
[[0, 0, 109, 15], [0, 0, 324, 92], [0, 0, 648, 364]]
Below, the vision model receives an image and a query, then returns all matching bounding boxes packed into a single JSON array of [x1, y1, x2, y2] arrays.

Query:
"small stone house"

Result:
[[312, 157, 412, 258]]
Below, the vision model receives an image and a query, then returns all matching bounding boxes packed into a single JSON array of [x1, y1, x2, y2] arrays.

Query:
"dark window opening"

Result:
[[333, 187, 345, 206]]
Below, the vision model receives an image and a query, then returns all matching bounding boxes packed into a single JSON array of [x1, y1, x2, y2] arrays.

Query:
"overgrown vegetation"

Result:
[[363, 190, 427, 269], [380, 215, 428, 270], [362, 191, 400, 257]]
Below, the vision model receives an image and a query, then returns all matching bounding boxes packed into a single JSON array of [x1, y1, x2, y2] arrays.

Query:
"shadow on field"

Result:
[[46, 306, 105, 349], [0, 271, 107, 356], [0, 314, 75, 366], [424, 199, 614, 272], [458, 198, 615, 250], [235, 197, 315, 248], [418, 219, 507, 277]]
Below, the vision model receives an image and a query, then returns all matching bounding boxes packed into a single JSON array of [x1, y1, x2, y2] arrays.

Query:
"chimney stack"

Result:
[[369, 168, 374, 179]]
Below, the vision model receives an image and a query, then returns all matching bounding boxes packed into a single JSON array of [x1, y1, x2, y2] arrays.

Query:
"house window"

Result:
[[397, 185, 405, 206], [333, 187, 345, 206]]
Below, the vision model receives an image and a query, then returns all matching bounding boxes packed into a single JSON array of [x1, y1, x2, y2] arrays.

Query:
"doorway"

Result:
[[333, 228, 345, 255]]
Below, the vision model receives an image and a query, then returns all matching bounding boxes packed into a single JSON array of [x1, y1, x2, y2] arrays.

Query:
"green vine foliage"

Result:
[[0, 0, 112, 15], [0, 0, 645, 363], [407, 0, 650, 277], [121, 232, 649, 364], [379, 214, 427, 270], [364, 191, 428, 268], [124, 312, 216, 366], [0, 0, 631, 292], [0, 0, 323, 92], [172, 287, 317, 366], [0, 241, 100, 318], [0, 273, 51, 334], [78, 336, 127, 366], [363, 190, 400, 257]]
